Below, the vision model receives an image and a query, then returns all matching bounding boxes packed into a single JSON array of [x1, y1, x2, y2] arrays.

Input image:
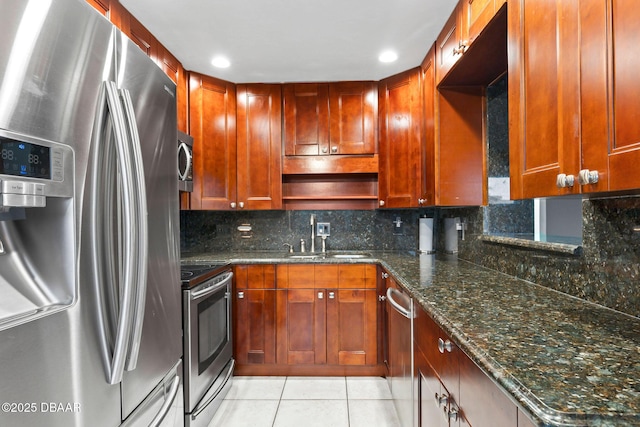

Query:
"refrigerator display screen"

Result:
[[0, 137, 51, 179]]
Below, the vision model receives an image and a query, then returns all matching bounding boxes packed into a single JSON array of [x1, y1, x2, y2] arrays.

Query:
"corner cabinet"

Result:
[[378, 68, 423, 208], [236, 84, 283, 210]]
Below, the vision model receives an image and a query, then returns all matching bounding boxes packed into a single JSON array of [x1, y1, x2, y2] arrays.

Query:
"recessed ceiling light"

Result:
[[211, 56, 231, 68], [378, 50, 398, 63]]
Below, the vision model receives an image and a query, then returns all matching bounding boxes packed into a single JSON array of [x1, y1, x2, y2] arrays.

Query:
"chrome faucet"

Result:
[[310, 214, 316, 253]]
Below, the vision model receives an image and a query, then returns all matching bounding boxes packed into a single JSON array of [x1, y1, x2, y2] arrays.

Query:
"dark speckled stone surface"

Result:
[[181, 251, 640, 427]]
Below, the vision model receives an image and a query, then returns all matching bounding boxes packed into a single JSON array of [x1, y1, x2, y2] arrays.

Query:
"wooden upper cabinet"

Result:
[[189, 73, 237, 210], [283, 82, 376, 156], [328, 82, 377, 155], [436, 3, 463, 85], [158, 46, 188, 132], [437, 86, 486, 206], [378, 68, 422, 208], [508, 0, 581, 199], [420, 45, 436, 207], [124, 14, 159, 61], [580, 0, 640, 193], [283, 83, 330, 156], [86, 0, 110, 16], [461, 0, 507, 46], [508, 0, 640, 198], [236, 84, 283, 210]]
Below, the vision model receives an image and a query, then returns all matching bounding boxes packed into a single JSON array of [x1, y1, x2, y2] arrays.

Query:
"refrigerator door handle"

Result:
[[119, 88, 149, 372], [148, 375, 180, 427], [95, 81, 139, 385]]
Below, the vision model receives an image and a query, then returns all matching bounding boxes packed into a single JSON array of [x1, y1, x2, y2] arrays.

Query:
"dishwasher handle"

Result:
[[386, 287, 414, 319]]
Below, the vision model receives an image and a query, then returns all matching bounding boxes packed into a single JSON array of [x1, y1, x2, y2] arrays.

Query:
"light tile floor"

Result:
[[207, 376, 401, 427]]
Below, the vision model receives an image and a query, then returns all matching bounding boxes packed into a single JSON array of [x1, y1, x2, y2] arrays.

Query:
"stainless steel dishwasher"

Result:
[[386, 279, 415, 427]]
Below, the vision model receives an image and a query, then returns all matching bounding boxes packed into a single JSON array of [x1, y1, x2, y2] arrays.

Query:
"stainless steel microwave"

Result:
[[178, 131, 193, 192]]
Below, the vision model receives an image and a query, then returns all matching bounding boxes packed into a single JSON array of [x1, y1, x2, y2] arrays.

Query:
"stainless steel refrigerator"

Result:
[[0, 0, 182, 425]]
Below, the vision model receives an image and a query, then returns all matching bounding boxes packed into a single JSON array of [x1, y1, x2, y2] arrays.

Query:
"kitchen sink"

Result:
[[285, 253, 324, 259], [329, 253, 371, 259]]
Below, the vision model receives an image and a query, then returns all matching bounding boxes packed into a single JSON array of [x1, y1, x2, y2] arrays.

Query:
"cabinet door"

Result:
[[234, 265, 277, 365], [378, 68, 422, 208], [327, 289, 377, 365], [415, 304, 459, 402], [508, 0, 581, 198], [235, 289, 277, 364], [86, 0, 109, 16], [236, 84, 283, 210], [328, 82, 377, 155], [580, 0, 640, 192], [125, 14, 159, 61], [459, 350, 517, 427], [276, 289, 326, 364], [607, 0, 640, 190], [416, 347, 448, 427], [462, 0, 499, 46], [157, 46, 188, 133], [436, 3, 463, 84], [283, 83, 329, 156], [189, 73, 237, 210], [420, 45, 437, 207]]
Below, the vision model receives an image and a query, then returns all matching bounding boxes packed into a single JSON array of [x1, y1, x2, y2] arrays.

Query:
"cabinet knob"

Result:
[[381, 272, 389, 279], [328, 291, 335, 299], [230, 202, 237, 209], [238, 201, 245, 209], [238, 291, 244, 299], [438, 338, 453, 353], [435, 393, 448, 408], [418, 198, 426, 205], [322, 147, 328, 154], [578, 169, 599, 185], [331, 146, 338, 153], [556, 173, 575, 188], [378, 295, 386, 302], [379, 200, 385, 207], [446, 406, 459, 422], [318, 291, 324, 299]]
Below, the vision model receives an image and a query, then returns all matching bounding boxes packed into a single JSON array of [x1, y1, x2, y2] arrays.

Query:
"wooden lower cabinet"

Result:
[[234, 263, 382, 375], [276, 288, 327, 365], [327, 288, 378, 365], [233, 265, 277, 365], [415, 303, 523, 427]]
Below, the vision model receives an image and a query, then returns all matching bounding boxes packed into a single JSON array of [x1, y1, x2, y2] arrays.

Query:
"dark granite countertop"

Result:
[[181, 250, 640, 427]]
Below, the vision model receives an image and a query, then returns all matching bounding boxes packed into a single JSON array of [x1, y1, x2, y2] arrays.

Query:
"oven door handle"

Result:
[[190, 271, 233, 300]]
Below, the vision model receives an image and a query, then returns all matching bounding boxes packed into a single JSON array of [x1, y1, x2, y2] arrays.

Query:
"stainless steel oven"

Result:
[[182, 264, 234, 427]]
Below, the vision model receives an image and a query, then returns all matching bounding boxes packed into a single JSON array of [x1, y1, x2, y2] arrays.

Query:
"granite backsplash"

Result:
[[181, 195, 640, 318], [444, 195, 640, 319], [180, 208, 434, 254]]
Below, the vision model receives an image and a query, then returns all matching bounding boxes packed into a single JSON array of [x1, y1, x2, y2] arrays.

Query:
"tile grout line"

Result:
[[271, 376, 288, 427], [345, 376, 351, 427]]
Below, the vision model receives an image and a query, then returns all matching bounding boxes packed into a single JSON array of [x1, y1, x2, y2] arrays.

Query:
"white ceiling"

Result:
[[120, 0, 458, 83]]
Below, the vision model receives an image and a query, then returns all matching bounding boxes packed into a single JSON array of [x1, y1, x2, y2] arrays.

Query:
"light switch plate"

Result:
[[317, 222, 330, 236]]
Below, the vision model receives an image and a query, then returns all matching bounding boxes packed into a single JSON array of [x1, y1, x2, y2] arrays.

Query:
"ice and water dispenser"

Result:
[[0, 129, 75, 331]]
